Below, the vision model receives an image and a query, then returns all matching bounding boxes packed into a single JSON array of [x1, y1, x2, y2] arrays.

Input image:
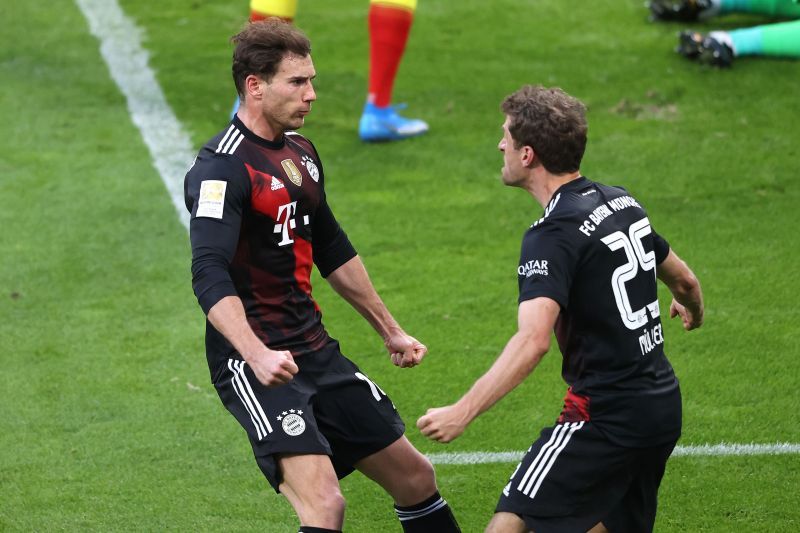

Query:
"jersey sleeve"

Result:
[[184, 154, 250, 314], [518, 224, 579, 309], [312, 191, 357, 277], [652, 228, 670, 265]]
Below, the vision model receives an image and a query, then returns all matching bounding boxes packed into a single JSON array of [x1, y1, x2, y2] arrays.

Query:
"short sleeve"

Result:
[[652, 228, 670, 265], [517, 224, 579, 309]]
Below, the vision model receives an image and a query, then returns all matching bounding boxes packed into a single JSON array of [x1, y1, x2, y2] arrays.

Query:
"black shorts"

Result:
[[212, 340, 405, 492], [495, 421, 677, 533]]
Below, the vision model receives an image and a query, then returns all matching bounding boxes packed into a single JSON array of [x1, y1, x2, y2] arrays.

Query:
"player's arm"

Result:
[[326, 256, 426, 368], [186, 156, 297, 385], [206, 296, 297, 385], [417, 296, 560, 443], [311, 188, 425, 368], [656, 249, 704, 331]]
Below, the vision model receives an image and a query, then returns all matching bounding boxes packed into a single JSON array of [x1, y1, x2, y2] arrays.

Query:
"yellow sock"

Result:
[[249, 0, 298, 22]]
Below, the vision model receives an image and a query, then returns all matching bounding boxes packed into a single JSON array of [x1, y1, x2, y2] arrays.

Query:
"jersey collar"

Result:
[[231, 115, 287, 150], [553, 175, 590, 196]]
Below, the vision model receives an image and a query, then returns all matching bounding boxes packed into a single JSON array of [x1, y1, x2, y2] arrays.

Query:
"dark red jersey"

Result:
[[517, 176, 681, 447], [184, 117, 356, 369]]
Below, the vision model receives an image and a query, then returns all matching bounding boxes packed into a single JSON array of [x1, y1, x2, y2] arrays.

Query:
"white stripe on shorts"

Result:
[[516, 423, 568, 493], [227, 359, 273, 439], [518, 421, 585, 498]]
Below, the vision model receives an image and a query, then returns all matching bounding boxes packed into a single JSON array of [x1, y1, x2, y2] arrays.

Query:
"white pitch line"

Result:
[[75, 0, 194, 230], [427, 442, 800, 465], [77, 0, 800, 469]]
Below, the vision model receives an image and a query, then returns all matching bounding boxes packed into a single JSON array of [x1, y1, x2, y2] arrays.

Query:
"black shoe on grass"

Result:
[[649, 0, 714, 21], [677, 30, 734, 67]]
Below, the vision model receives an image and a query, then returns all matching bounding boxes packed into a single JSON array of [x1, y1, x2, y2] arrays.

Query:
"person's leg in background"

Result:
[[648, 0, 800, 66], [233, 0, 427, 141], [677, 18, 800, 65], [359, 0, 429, 142], [649, 0, 800, 21]]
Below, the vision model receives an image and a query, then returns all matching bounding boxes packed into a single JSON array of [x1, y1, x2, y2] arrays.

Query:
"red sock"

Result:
[[368, 3, 414, 108]]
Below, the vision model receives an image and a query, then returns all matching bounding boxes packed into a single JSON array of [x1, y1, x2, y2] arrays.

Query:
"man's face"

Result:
[[498, 116, 526, 187], [260, 53, 316, 133]]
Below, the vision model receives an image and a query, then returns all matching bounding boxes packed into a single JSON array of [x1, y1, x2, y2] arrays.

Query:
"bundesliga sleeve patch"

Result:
[[196, 180, 227, 219]]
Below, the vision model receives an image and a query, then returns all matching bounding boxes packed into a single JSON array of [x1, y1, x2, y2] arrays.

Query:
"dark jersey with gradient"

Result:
[[518, 176, 680, 447], [184, 117, 356, 370]]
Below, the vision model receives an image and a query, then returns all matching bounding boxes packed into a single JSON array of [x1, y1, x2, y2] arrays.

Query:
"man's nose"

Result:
[[305, 83, 316, 101]]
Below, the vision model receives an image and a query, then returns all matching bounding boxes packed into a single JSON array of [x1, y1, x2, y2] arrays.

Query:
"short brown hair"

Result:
[[501, 85, 588, 174], [231, 20, 312, 99]]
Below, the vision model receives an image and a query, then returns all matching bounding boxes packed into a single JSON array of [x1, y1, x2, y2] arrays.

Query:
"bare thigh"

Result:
[[486, 514, 606, 533], [485, 512, 528, 532]]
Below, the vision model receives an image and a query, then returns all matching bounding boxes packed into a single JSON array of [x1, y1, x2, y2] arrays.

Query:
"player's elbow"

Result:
[[519, 330, 550, 368], [532, 332, 551, 357]]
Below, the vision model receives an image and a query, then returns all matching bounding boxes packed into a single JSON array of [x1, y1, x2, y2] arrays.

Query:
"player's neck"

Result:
[[530, 170, 581, 208], [236, 108, 285, 142]]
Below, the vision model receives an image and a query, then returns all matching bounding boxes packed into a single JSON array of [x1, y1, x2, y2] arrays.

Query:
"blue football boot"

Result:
[[358, 102, 429, 142]]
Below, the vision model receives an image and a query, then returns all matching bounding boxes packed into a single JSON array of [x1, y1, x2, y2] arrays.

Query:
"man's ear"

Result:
[[245, 75, 263, 100], [521, 145, 536, 168]]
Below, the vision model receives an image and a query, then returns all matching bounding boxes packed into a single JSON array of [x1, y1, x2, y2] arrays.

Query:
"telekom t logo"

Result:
[[274, 201, 310, 246]]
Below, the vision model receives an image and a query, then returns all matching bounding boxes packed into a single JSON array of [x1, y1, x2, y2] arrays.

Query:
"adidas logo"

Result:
[[270, 176, 285, 191]]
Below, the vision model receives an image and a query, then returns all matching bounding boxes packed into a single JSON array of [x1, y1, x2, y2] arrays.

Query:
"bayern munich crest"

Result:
[[277, 409, 306, 436], [301, 155, 319, 182]]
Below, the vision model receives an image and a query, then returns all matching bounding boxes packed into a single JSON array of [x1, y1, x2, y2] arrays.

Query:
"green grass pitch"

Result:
[[1, 0, 798, 530]]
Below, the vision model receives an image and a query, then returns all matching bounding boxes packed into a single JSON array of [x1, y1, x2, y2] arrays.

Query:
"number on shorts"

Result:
[[355, 372, 386, 402]]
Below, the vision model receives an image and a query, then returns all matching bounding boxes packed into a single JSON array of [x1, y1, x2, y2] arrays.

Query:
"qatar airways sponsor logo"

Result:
[[518, 259, 549, 278]]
